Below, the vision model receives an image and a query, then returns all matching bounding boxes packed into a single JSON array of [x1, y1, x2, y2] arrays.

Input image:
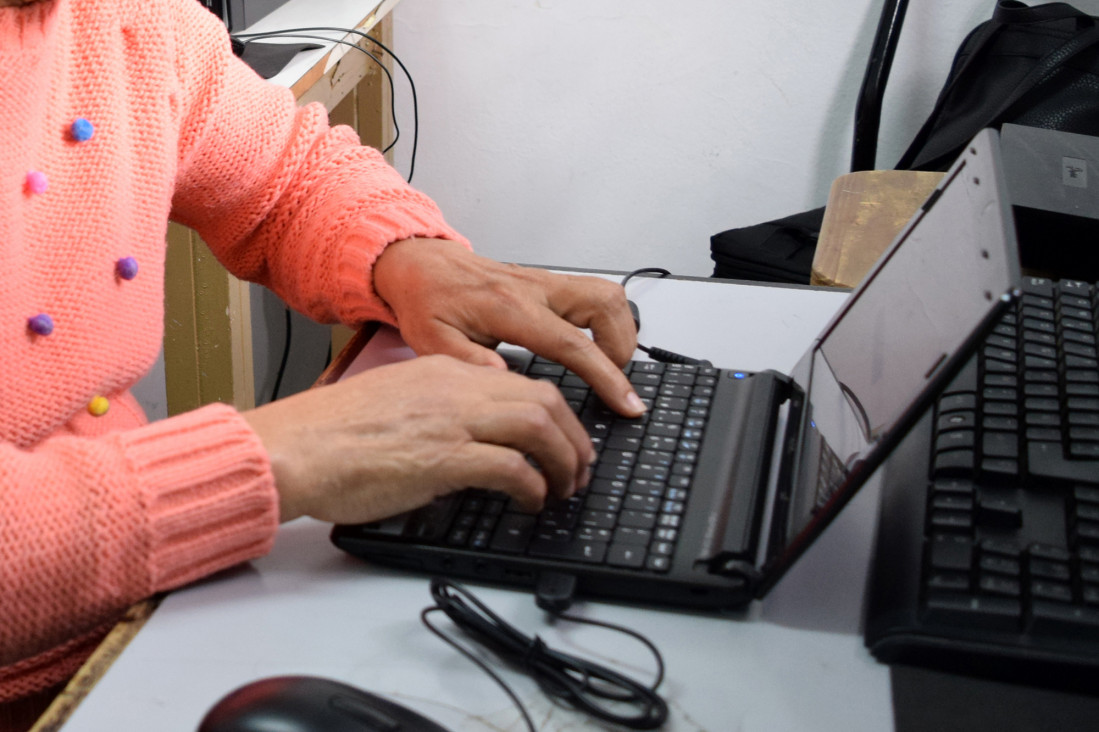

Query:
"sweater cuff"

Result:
[[335, 202, 471, 327], [114, 403, 278, 591]]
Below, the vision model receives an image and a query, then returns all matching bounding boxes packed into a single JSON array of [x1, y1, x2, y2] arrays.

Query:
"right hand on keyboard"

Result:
[[371, 237, 646, 418], [244, 355, 595, 524]]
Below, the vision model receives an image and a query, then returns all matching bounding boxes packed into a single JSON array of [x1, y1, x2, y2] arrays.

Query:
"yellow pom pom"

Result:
[[87, 396, 110, 416]]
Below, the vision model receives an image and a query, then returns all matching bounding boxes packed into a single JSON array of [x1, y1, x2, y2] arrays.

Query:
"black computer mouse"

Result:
[[198, 675, 453, 732]]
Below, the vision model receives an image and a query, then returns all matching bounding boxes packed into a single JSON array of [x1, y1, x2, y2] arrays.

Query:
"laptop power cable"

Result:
[[621, 268, 712, 367], [421, 577, 668, 730]]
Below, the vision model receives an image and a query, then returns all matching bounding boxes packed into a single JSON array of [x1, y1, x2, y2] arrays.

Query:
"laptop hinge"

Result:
[[697, 369, 794, 583]]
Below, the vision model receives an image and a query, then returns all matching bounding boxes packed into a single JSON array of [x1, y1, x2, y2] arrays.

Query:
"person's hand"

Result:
[[243, 355, 594, 524], [373, 238, 645, 417]]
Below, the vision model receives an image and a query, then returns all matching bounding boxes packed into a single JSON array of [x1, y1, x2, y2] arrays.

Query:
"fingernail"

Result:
[[626, 391, 646, 414]]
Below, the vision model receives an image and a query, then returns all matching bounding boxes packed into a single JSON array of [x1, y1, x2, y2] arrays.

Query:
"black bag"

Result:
[[897, 0, 1099, 172], [710, 207, 824, 283], [711, 0, 1099, 283]]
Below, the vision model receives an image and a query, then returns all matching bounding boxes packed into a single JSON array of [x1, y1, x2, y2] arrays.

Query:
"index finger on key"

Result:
[[512, 309, 645, 418]]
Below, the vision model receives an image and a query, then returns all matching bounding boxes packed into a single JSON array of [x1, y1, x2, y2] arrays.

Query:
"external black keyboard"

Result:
[[866, 276, 1099, 682], [396, 356, 719, 573]]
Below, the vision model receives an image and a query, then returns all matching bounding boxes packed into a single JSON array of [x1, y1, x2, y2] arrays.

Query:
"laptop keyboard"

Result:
[[397, 357, 719, 573], [869, 276, 1099, 671]]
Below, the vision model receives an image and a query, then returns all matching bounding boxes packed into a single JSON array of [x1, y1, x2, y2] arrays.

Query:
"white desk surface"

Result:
[[64, 276, 895, 732]]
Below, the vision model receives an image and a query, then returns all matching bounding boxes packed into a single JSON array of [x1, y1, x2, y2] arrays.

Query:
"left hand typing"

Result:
[[372, 237, 645, 417]]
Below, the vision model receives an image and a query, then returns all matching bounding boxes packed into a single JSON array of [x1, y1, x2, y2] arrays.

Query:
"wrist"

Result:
[[374, 237, 466, 308]]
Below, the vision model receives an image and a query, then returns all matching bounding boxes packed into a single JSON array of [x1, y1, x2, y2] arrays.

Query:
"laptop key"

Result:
[[606, 543, 647, 568], [405, 498, 460, 542], [528, 537, 607, 563], [613, 527, 652, 545], [618, 510, 658, 529], [489, 514, 536, 553]]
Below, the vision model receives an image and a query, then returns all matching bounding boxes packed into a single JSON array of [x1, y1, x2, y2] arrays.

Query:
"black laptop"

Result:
[[331, 129, 1022, 611]]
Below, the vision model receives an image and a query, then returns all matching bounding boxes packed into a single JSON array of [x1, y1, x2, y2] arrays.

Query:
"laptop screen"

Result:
[[760, 130, 1022, 587]]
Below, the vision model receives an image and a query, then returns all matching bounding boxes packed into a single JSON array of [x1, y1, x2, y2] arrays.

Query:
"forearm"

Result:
[[167, 3, 467, 327]]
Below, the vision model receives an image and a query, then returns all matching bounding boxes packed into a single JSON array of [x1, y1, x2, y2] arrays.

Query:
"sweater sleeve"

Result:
[[0, 403, 278, 700], [166, 0, 469, 327]]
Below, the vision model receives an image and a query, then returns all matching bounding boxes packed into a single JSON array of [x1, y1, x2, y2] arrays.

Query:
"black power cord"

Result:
[[421, 578, 668, 730], [620, 268, 711, 367], [269, 306, 293, 402], [232, 25, 419, 181]]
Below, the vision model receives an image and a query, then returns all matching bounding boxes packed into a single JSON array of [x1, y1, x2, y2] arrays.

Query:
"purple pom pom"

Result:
[[116, 256, 139, 280], [28, 313, 54, 336]]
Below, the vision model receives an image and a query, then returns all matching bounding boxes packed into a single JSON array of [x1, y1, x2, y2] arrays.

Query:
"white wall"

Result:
[[388, 0, 1025, 276]]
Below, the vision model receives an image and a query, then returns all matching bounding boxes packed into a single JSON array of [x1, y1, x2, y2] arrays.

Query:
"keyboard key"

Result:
[[577, 526, 612, 543], [981, 538, 1020, 557], [623, 495, 660, 513], [406, 499, 460, 541], [976, 495, 1022, 529], [929, 535, 973, 571], [930, 509, 973, 531], [1031, 581, 1073, 603], [646, 556, 671, 572], [934, 478, 975, 497], [612, 527, 651, 545], [1028, 544, 1072, 562], [939, 412, 976, 431], [628, 479, 666, 498], [1028, 602, 1099, 641], [1025, 411, 1060, 427], [982, 432, 1018, 459], [937, 430, 975, 451], [979, 555, 1020, 576], [933, 449, 976, 477], [584, 494, 622, 513], [980, 458, 1019, 477], [580, 510, 617, 530], [1070, 442, 1099, 458], [979, 575, 1021, 597], [1074, 521, 1099, 545], [490, 514, 536, 553], [1029, 442, 1098, 482], [588, 478, 627, 497], [927, 572, 970, 592], [529, 538, 607, 563], [1029, 559, 1071, 582], [923, 594, 1021, 632], [650, 541, 674, 556], [606, 544, 647, 568], [940, 394, 977, 412], [619, 510, 657, 529]]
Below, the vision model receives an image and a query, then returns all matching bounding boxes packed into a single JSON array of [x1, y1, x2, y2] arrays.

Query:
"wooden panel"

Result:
[[812, 170, 945, 289], [163, 225, 254, 415]]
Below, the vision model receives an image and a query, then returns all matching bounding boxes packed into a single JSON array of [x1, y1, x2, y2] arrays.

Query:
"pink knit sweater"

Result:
[[0, 0, 465, 700]]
